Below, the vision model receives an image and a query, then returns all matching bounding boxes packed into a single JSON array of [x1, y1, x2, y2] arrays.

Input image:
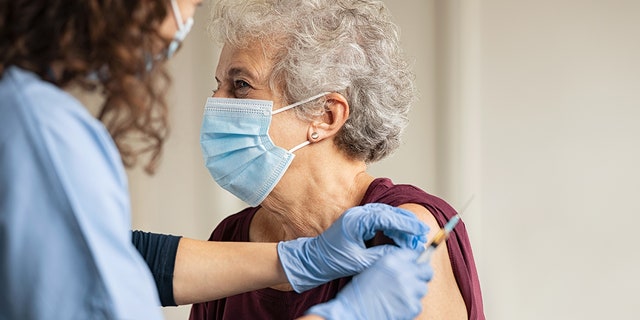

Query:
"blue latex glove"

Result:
[[306, 249, 433, 320], [277, 203, 429, 292]]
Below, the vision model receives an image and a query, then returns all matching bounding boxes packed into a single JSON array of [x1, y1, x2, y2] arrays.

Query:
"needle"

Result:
[[416, 195, 475, 263]]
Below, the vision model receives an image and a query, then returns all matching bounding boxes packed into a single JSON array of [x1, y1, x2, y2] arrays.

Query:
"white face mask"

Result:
[[145, 0, 194, 70], [166, 0, 194, 59]]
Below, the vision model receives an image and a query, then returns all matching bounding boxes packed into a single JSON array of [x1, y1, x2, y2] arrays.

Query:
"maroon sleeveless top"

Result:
[[189, 178, 485, 320]]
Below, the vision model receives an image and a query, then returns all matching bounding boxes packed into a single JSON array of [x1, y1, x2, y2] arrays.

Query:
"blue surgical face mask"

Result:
[[200, 92, 329, 207]]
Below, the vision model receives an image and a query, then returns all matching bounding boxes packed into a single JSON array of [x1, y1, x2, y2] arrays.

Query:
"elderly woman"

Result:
[[193, 0, 484, 319]]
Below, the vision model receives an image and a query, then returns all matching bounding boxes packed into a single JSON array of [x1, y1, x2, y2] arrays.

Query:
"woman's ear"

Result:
[[307, 93, 349, 143]]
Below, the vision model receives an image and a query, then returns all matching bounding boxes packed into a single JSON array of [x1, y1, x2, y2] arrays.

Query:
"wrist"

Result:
[[277, 238, 319, 293], [305, 298, 348, 320]]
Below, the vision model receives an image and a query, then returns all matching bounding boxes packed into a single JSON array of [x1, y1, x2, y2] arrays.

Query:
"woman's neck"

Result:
[[250, 160, 374, 242]]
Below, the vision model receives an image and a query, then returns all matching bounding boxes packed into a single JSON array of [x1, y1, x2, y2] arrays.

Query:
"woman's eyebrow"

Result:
[[214, 68, 253, 83], [228, 67, 252, 79]]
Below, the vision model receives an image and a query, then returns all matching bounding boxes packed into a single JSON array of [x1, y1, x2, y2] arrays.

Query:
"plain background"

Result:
[[124, 1, 640, 319]]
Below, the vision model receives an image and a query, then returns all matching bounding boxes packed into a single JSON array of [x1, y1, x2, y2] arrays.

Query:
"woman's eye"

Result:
[[234, 80, 250, 90]]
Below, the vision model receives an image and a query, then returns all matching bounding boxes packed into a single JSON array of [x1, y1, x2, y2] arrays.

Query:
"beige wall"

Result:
[[128, 1, 640, 319], [478, 1, 640, 319]]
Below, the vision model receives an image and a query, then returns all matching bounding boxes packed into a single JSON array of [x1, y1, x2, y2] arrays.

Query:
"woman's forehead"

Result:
[[215, 43, 275, 81]]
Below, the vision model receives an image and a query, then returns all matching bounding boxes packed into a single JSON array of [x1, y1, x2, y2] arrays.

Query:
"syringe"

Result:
[[417, 195, 474, 263]]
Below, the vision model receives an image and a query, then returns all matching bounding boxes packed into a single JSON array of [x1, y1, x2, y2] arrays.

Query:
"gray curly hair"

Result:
[[210, 0, 415, 163]]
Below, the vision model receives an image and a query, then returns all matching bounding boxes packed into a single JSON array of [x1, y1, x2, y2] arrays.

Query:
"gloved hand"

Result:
[[305, 249, 433, 320], [277, 203, 429, 292]]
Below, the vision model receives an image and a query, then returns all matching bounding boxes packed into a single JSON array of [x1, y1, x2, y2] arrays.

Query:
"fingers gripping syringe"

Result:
[[417, 196, 474, 263]]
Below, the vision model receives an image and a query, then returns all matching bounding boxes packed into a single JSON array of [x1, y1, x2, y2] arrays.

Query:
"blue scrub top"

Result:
[[0, 67, 163, 319]]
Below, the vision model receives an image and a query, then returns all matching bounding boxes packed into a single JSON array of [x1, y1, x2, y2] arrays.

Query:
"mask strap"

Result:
[[170, 0, 185, 28], [288, 141, 310, 153], [272, 92, 331, 115]]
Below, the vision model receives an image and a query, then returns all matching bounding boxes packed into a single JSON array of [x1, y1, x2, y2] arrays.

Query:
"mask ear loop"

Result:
[[170, 0, 185, 28], [272, 92, 331, 115], [167, 0, 194, 59], [275, 92, 332, 153], [288, 141, 310, 153]]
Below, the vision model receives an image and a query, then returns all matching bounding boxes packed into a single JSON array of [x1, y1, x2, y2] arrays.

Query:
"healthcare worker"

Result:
[[0, 0, 433, 319]]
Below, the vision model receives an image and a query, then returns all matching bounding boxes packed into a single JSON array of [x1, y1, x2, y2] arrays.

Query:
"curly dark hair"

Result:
[[0, 0, 173, 174]]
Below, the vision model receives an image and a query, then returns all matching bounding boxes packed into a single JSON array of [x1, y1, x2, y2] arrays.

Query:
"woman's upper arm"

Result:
[[398, 203, 467, 320]]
